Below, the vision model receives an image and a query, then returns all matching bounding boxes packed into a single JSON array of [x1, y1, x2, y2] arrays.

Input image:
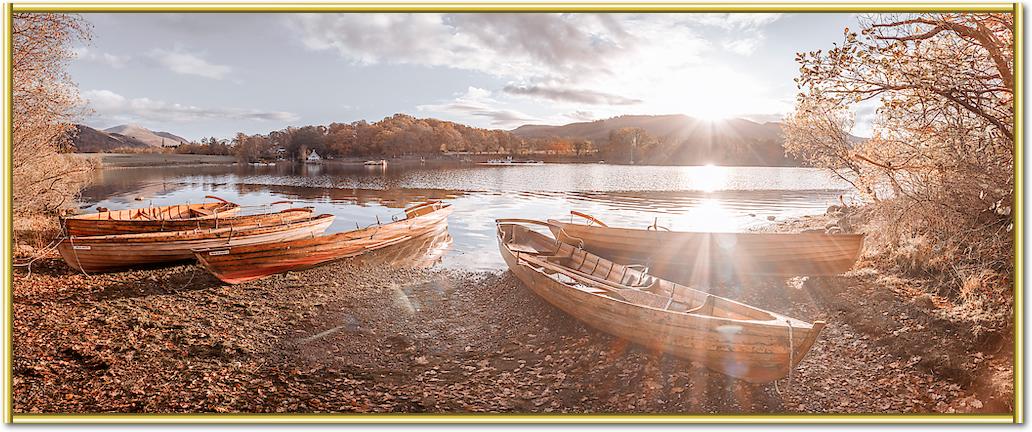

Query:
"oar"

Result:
[[205, 195, 234, 204], [570, 210, 609, 227]]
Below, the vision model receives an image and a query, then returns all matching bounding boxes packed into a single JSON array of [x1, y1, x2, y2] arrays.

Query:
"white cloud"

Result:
[[503, 85, 641, 105], [565, 110, 597, 122], [72, 46, 130, 68], [681, 13, 782, 30], [295, 13, 788, 126], [148, 47, 232, 80], [417, 87, 538, 127], [290, 13, 638, 81], [83, 89, 299, 124], [723, 36, 764, 55]]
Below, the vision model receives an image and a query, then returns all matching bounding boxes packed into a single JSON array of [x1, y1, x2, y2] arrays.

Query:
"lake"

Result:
[[80, 162, 857, 271]]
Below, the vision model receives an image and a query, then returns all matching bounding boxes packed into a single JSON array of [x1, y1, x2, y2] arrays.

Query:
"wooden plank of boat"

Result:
[[57, 214, 335, 273], [62, 195, 241, 236], [62, 207, 315, 237], [194, 202, 453, 284], [547, 211, 865, 279], [496, 218, 825, 384]]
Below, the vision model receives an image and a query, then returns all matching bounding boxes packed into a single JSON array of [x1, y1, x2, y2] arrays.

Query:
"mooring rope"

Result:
[[68, 236, 91, 277], [786, 320, 795, 394], [13, 234, 65, 272], [180, 264, 199, 290], [774, 319, 796, 397]]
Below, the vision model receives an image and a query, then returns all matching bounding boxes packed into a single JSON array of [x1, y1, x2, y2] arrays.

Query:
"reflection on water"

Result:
[[80, 163, 857, 271]]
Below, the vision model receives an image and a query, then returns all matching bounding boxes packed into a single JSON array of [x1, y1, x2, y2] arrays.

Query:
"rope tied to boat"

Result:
[[556, 226, 585, 249], [13, 233, 67, 277], [773, 319, 796, 397], [68, 235, 91, 277], [786, 319, 795, 394]]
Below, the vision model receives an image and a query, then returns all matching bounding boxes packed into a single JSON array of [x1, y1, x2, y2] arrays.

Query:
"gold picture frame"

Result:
[[3, 1, 1023, 424]]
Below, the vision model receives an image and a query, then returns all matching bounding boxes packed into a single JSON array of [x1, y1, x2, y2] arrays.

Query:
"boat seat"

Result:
[[684, 295, 716, 314], [508, 242, 542, 255], [542, 255, 573, 264], [636, 277, 663, 291], [133, 210, 155, 220]]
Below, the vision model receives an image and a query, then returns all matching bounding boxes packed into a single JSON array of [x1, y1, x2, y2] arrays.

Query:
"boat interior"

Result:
[[498, 220, 779, 322]]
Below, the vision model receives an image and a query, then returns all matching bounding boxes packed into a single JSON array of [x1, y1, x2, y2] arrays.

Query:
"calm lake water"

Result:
[[80, 163, 857, 271]]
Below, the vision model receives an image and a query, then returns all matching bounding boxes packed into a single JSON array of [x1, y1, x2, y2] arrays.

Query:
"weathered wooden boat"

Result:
[[547, 211, 864, 280], [63, 206, 314, 237], [497, 219, 825, 384], [58, 214, 335, 273], [62, 196, 241, 236], [194, 201, 452, 284], [348, 225, 453, 270]]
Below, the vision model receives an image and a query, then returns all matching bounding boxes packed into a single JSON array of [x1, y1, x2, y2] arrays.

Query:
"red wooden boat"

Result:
[[58, 214, 335, 273], [62, 195, 241, 236], [194, 201, 452, 284]]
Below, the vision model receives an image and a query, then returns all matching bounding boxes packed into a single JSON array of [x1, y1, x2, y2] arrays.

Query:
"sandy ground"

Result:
[[72, 153, 237, 168], [11, 218, 1014, 414]]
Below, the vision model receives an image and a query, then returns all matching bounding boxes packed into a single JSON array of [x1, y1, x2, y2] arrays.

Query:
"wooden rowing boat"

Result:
[[63, 207, 314, 237], [497, 219, 825, 384], [62, 195, 241, 236], [194, 201, 453, 284], [58, 214, 335, 273], [547, 211, 864, 282], [349, 224, 453, 270]]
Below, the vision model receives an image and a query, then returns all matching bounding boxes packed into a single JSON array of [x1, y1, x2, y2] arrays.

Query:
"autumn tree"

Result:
[[571, 139, 594, 156], [607, 127, 657, 163], [12, 13, 95, 228], [783, 97, 880, 201], [234, 133, 273, 162], [788, 13, 1015, 313]]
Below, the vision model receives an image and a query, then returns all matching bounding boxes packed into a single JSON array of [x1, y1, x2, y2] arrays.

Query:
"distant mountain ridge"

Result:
[[103, 124, 190, 147], [512, 114, 781, 141], [69, 124, 191, 153], [512, 114, 800, 166]]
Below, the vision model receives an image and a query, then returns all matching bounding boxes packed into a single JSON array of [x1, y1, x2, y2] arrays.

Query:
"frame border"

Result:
[[3, 1, 1023, 424]]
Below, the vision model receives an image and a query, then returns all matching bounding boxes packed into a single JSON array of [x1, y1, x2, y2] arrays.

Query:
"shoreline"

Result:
[[72, 153, 238, 169], [11, 209, 1013, 414], [73, 152, 812, 170]]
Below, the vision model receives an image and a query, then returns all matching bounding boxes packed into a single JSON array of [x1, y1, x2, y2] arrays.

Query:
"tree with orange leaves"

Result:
[[12, 13, 95, 223], [786, 13, 1015, 316]]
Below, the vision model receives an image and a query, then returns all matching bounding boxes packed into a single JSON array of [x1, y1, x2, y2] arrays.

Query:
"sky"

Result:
[[68, 12, 870, 141]]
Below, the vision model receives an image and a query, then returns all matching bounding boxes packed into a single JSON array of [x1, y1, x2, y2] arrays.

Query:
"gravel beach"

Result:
[[11, 217, 1013, 414]]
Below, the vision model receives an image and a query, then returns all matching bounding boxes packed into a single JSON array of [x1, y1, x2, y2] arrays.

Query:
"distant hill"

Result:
[[69, 124, 151, 153], [512, 114, 802, 166], [103, 124, 190, 147]]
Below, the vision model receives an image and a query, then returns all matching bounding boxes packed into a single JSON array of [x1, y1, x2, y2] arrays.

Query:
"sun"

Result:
[[694, 109, 733, 122]]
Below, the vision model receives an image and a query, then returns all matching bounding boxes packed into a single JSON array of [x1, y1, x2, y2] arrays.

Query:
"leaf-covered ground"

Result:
[[12, 238, 1013, 414]]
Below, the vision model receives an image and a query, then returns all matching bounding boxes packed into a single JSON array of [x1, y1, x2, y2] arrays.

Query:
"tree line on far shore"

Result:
[[161, 114, 795, 167]]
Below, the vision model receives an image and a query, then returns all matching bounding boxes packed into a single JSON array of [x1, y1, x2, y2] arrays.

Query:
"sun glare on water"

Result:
[[691, 163, 728, 193], [671, 198, 738, 232]]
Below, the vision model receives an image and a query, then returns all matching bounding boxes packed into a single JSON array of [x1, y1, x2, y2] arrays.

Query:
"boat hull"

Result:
[[195, 203, 452, 284], [498, 221, 824, 384], [63, 200, 241, 236], [62, 208, 311, 237], [58, 215, 334, 273], [548, 220, 864, 280]]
